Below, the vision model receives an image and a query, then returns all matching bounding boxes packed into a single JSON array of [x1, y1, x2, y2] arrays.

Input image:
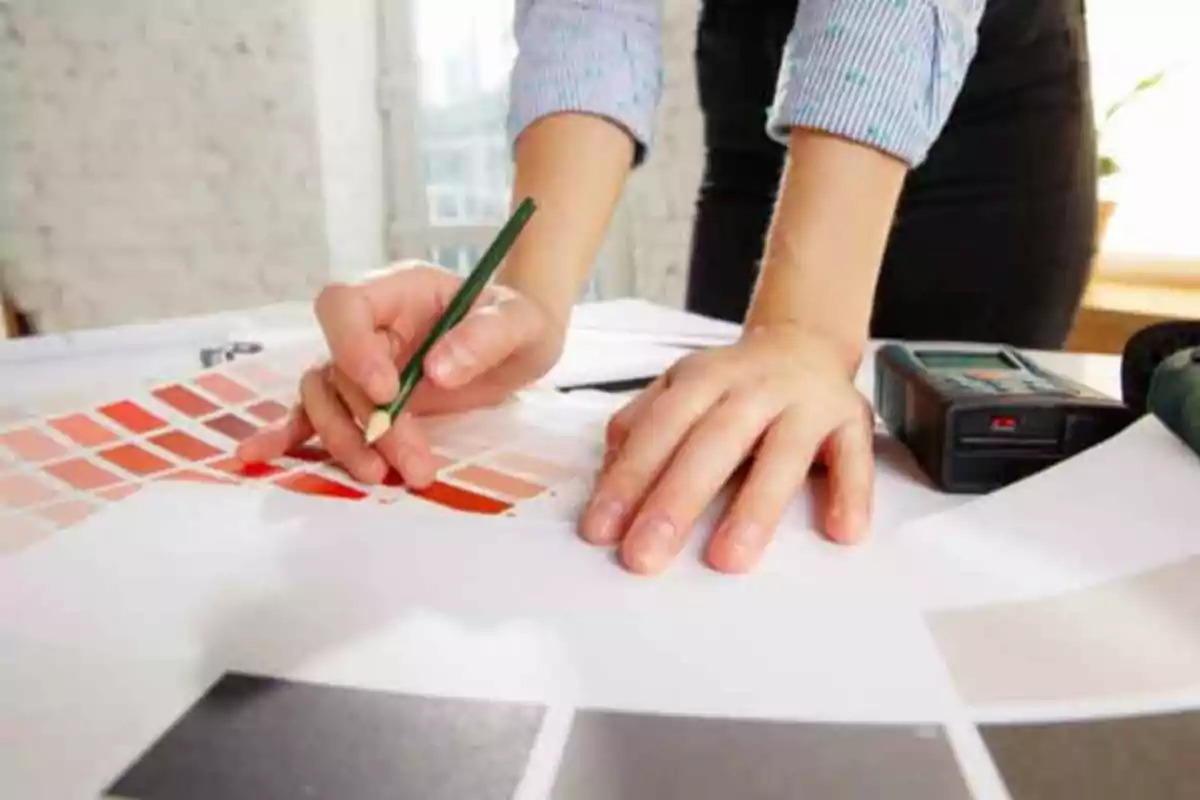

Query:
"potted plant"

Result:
[[1095, 69, 1169, 247]]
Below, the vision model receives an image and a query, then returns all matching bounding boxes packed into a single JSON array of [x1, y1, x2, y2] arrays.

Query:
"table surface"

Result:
[[5, 301, 1199, 800], [0, 299, 1127, 405]]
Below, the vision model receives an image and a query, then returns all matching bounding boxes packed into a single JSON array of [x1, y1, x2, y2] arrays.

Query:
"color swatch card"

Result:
[[0, 343, 612, 556]]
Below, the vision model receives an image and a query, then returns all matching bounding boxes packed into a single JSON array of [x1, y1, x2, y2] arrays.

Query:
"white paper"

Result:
[[882, 415, 1200, 611], [542, 329, 691, 388], [568, 298, 741, 347]]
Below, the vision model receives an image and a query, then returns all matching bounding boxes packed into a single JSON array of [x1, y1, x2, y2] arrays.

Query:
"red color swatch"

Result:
[[44, 458, 124, 491], [285, 444, 331, 463], [247, 399, 289, 424], [48, 414, 119, 448], [153, 385, 219, 418], [410, 482, 511, 515], [99, 443, 174, 476], [209, 457, 284, 480], [0, 427, 68, 462], [149, 431, 223, 462], [99, 401, 168, 434], [194, 373, 256, 404], [275, 473, 366, 500], [205, 414, 258, 442]]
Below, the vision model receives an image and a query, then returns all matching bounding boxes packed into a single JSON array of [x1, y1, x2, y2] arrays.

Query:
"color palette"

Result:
[[0, 348, 594, 552], [105, 672, 544, 800], [551, 710, 972, 800], [981, 709, 1200, 800], [928, 556, 1200, 705]]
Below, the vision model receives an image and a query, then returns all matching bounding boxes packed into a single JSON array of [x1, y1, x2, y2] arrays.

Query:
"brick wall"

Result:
[[0, 0, 329, 332], [624, 0, 704, 309], [0, 0, 708, 331]]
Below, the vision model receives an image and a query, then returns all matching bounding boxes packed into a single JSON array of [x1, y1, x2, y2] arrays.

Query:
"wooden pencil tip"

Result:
[[363, 410, 391, 446]]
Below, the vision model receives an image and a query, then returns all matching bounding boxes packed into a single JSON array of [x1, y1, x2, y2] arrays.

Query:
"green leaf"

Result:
[[1135, 70, 1168, 93], [1098, 155, 1120, 178]]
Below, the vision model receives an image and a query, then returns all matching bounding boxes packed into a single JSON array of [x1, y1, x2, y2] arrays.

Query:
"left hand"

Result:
[[581, 323, 876, 575]]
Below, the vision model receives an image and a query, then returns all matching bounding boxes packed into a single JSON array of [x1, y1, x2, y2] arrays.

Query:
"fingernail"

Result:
[[722, 521, 762, 562], [582, 495, 624, 544], [436, 344, 475, 385], [626, 515, 676, 573]]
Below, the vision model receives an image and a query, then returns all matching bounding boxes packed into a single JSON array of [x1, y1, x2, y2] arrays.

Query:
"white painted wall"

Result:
[[307, 0, 387, 280]]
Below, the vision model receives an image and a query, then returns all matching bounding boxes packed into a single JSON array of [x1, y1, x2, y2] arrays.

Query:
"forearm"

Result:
[[746, 128, 907, 368], [499, 113, 635, 328]]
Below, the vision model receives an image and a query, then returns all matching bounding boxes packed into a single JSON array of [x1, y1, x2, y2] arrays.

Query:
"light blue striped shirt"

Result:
[[507, 0, 988, 167]]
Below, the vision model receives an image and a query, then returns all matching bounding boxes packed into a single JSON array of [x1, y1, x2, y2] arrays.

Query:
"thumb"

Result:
[[422, 291, 549, 389]]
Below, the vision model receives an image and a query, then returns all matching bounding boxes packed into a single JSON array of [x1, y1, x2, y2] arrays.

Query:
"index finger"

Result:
[[314, 283, 400, 405]]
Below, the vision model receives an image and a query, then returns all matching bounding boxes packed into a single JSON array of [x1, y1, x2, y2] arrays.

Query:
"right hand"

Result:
[[237, 262, 564, 486]]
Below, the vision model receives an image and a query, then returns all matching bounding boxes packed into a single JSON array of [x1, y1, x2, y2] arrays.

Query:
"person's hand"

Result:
[[237, 262, 563, 486], [582, 324, 875, 575]]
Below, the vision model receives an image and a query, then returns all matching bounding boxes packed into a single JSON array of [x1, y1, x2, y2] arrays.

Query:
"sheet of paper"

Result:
[[568, 298, 741, 347], [882, 415, 1200, 611], [542, 329, 691, 388]]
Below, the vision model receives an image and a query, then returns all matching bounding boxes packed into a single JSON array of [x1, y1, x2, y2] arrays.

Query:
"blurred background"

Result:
[[1, 0, 1197, 352]]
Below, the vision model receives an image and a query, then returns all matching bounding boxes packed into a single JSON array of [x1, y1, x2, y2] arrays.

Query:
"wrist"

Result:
[[745, 262, 870, 372]]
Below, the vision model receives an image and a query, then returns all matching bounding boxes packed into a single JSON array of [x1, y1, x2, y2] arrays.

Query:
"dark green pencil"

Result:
[[363, 197, 538, 445]]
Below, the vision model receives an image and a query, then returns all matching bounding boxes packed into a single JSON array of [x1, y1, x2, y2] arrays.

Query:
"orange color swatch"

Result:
[[153, 385, 219, 418], [229, 360, 283, 387], [411, 481, 511, 515], [0, 516, 48, 555], [0, 427, 68, 463], [98, 484, 141, 502], [195, 373, 256, 404], [275, 472, 366, 500], [44, 458, 124, 491], [205, 414, 258, 442], [99, 401, 168, 434], [0, 473, 59, 509], [247, 399, 289, 424], [489, 452, 577, 483], [36, 499, 97, 528], [159, 469, 235, 485], [149, 431, 223, 462], [449, 465, 544, 500], [48, 414, 119, 448], [99, 444, 174, 476]]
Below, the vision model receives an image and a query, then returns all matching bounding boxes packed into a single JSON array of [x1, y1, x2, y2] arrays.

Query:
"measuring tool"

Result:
[[875, 343, 1135, 493]]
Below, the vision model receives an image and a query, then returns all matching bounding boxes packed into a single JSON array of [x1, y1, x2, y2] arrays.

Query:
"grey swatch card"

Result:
[[982, 708, 1200, 800], [106, 672, 544, 800], [551, 709, 973, 800]]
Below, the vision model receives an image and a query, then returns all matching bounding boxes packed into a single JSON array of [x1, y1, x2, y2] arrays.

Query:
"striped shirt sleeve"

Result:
[[506, 0, 663, 163], [769, 0, 988, 167]]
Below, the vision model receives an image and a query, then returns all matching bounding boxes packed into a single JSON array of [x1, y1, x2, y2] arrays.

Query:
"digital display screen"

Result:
[[916, 351, 1018, 370]]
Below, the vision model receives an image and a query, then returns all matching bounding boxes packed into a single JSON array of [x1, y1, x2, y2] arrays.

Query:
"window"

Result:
[[1088, 1, 1200, 273], [379, 0, 609, 296]]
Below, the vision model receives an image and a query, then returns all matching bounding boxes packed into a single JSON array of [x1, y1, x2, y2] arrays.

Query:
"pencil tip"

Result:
[[363, 411, 391, 446]]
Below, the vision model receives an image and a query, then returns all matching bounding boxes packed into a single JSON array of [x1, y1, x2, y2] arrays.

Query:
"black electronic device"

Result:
[[1121, 320, 1200, 458], [875, 343, 1136, 493]]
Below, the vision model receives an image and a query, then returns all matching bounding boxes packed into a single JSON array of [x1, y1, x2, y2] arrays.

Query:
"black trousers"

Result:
[[686, 0, 1098, 349]]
